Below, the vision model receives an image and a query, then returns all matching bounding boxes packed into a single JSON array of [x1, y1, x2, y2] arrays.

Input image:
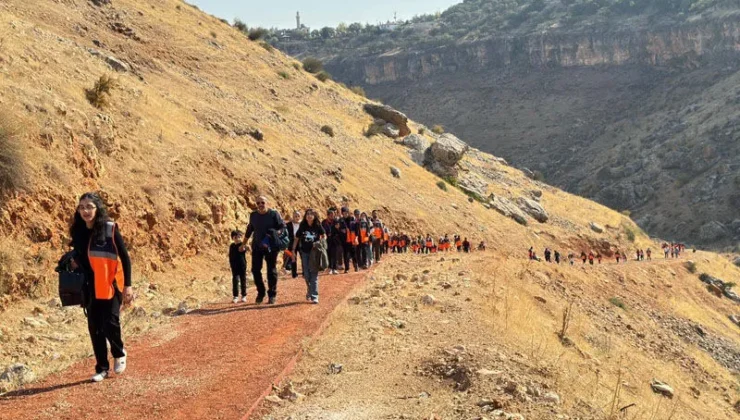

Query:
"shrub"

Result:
[[443, 176, 458, 187], [277, 70, 290, 80], [620, 209, 632, 217], [685, 261, 697, 273], [302, 57, 324, 73], [0, 114, 26, 195], [248, 27, 268, 41], [699, 273, 712, 283], [316, 71, 331, 82], [418, 127, 426, 135], [349, 86, 366, 97], [625, 228, 635, 242], [320, 125, 335, 137], [210, 31, 217, 38], [292, 62, 301, 70], [725, 282, 736, 290], [364, 123, 384, 137], [609, 297, 627, 310], [260, 41, 274, 52], [233, 19, 248, 33], [436, 181, 448, 191], [86, 74, 116, 109], [532, 170, 546, 182], [432, 124, 445, 134]]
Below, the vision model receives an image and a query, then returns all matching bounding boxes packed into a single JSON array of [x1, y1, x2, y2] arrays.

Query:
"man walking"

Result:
[[243, 196, 286, 304], [322, 208, 343, 275]]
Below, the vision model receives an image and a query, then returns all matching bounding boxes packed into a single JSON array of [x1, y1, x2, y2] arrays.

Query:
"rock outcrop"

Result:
[[424, 134, 469, 179], [363, 104, 410, 137], [489, 195, 528, 226], [515, 197, 548, 223]]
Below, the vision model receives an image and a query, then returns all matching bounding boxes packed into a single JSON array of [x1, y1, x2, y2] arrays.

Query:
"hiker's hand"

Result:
[[70, 259, 79, 270], [239, 245, 246, 252], [123, 286, 134, 306]]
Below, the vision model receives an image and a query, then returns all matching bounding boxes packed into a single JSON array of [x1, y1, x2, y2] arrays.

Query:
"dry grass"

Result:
[[0, 112, 26, 195]]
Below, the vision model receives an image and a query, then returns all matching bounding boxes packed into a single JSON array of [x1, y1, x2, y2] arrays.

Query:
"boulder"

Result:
[[396, 134, 429, 151], [458, 175, 488, 198], [734, 257, 740, 268], [421, 294, 436, 305], [105, 56, 130, 72], [729, 315, 740, 327], [543, 391, 561, 404], [390, 166, 401, 178], [0, 363, 35, 392], [363, 104, 410, 137], [424, 134, 469, 179], [515, 197, 549, 223], [698, 221, 728, 242], [650, 379, 674, 398], [489, 195, 528, 226], [382, 123, 400, 138], [724, 288, 740, 304], [589, 222, 605, 233]]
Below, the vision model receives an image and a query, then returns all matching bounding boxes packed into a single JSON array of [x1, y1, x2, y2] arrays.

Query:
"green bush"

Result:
[[364, 123, 384, 137], [260, 41, 274, 52], [233, 19, 248, 33], [210, 31, 217, 38], [292, 62, 301, 70], [432, 124, 445, 134], [699, 273, 712, 283], [685, 260, 697, 273], [248, 27, 268, 41], [609, 297, 627, 310], [436, 181, 448, 191], [86, 74, 115, 109], [620, 209, 632, 217], [625, 228, 635, 242], [443, 176, 458, 187], [316, 71, 331, 82], [277, 71, 290, 80], [302, 57, 324, 74], [320, 125, 335, 137], [349, 86, 366, 97], [418, 127, 426, 135]]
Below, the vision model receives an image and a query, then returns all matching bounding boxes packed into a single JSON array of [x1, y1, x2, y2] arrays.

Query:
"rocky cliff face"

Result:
[[315, 19, 740, 249]]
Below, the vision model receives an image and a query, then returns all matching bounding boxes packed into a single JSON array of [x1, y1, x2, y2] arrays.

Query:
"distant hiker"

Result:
[[321, 208, 343, 275], [544, 248, 552, 263], [663, 244, 670, 259], [646, 248, 652, 260], [581, 251, 587, 264], [616, 252, 621, 264], [528, 247, 534, 260], [371, 210, 384, 264], [568, 253, 575, 265], [463, 238, 471, 253], [478, 241, 487, 251], [69, 192, 133, 382], [636, 250, 640, 261], [588, 251, 594, 265], [554, 250, 560, 264], [622, 252, 627, 262], [229, 230, 248, 303], [425, 235, 434, 254], [596, 253, 602, 264], [339, 207, 358, 273], [455, 235, 462, 252], [286, 211, 301, 279], [243, 196, 286, 305], [356, 212, 372, 269], [291, 208, 325, 304]]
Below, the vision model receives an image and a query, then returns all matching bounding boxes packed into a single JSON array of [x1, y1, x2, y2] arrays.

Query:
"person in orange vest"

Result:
[[455, 235, 462, 252], [588, 251, 595, 265], [321, 208, 343, 275], [389, 234, 398, 253], [339, 207, 358, 273], [371, 210, 384, 263], [355, 212, 372, 269], [69, 192, 133, 383]]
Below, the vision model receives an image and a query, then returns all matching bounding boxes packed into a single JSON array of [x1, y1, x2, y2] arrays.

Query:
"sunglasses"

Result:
[[256, 201, 265, 205]]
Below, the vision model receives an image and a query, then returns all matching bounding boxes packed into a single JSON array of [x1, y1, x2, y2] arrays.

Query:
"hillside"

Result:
[[278, 0, 740, 250], [0, 1, 738, 419]]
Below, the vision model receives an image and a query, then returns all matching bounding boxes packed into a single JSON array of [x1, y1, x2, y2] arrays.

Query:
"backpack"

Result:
[[267, 227, 290, 251]]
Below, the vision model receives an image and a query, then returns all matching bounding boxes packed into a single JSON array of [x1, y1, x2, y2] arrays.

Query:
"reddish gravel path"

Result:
[[0, 271, 367, 420]]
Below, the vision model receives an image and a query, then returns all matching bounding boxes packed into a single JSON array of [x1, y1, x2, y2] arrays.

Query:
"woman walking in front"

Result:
[[291, 208, 325, 304], [69, 192, 133, 382]]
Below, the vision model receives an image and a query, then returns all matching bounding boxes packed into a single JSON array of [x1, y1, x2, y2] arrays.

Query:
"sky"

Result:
[[189, 0, 461, 29]]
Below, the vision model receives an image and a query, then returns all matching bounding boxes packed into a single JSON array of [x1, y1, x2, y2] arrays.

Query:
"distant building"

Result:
[[379, 20, 400, 32]]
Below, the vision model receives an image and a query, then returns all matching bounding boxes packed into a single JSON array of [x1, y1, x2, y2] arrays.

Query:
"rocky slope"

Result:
[[0, 0, 738, 418], [279, 1, 740, 250]]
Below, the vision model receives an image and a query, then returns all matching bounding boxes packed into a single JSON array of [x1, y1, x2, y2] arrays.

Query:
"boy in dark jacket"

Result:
[[229, 230, 247, 303]]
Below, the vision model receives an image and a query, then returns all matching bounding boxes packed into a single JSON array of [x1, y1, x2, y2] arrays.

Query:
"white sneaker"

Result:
[[91, 371, 108, 382], [233, 297, 239, 304], [240, 296, 247, 303], [114, 353, 127, 374]]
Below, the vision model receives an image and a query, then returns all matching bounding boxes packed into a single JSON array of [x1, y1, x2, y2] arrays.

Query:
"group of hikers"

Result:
[[67, 192, 482, 383], [529, 243, 687, 266]]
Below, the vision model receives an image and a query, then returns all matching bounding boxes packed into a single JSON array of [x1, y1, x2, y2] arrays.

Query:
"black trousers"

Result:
[[87, 296, 125, 373], [343, 243, 357, 271], [372, 239, 382, 262], [328, 241, 342, 270], [252, 248, 279, 298], [231, 269, 247, 297]]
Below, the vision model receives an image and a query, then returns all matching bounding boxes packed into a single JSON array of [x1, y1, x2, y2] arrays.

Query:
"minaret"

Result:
[[296, 11, 300, 29]]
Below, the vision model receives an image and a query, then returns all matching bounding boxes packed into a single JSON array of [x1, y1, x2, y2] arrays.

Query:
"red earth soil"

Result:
[[0, 271, 367, 420]]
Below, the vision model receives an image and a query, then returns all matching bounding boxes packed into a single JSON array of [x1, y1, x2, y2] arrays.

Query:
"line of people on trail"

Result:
[[528, 244, 685, 266], [62, 192, 484, 383]]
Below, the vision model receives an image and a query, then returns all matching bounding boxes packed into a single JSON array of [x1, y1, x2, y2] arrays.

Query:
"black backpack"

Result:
[[55, 251, 89, 308]]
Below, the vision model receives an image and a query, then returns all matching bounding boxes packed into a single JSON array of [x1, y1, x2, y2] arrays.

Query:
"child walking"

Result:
[[229, 230, 248, 303]]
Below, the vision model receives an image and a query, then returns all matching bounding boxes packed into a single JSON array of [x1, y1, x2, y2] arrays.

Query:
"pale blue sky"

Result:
[[189, 0, 461, 29]]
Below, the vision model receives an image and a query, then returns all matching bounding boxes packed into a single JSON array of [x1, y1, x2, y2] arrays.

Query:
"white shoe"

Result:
[[114, 354, 127, 374], [91, 371, 109, 382], [233, 297, 239, 304], [240, 296, 247, 303]]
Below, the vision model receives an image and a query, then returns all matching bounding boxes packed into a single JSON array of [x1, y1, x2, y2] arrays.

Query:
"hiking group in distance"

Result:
[[528, 242, 688, 265]]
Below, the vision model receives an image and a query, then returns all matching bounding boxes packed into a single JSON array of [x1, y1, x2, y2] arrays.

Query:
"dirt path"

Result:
[[0, 271, 367, 420]]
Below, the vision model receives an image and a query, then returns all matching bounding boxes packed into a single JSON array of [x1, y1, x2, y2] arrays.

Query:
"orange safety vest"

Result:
[[346, 221, 357, 244], [88, 221, 124, 300], [455, 240, 462, 247], [390, 239, 398, 248], [373, 227, 383, 239], [426, 240, 432, 248], [399, 239, 406, 247], [359, 227, 369, 243]]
